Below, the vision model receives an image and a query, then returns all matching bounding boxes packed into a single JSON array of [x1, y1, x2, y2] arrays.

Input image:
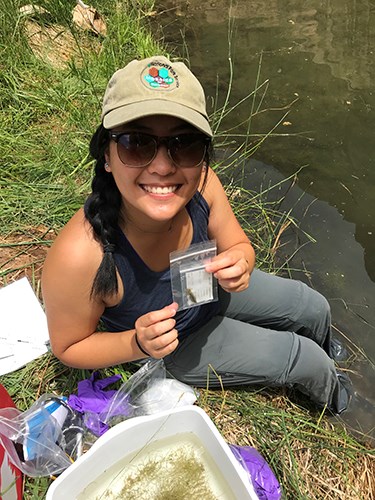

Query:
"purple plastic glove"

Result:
[[68, 372, 121, 413], [229, 444, 282, 500], [68, 372, 131, 436]]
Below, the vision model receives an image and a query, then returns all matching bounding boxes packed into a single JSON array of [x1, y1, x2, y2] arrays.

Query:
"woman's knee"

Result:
[[248, 272, 332, 346]]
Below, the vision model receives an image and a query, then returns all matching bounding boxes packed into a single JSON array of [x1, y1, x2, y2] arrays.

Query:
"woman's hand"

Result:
[[134, 303, 179, 358], [205, 249, 250, 293]]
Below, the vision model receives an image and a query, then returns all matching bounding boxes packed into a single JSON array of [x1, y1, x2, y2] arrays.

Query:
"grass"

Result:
[[0, 0, 163, 233], [0, 1, 374, 499]]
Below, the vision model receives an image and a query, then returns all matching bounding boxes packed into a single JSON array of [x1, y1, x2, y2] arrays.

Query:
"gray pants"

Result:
[[165, 269, 340, 409]]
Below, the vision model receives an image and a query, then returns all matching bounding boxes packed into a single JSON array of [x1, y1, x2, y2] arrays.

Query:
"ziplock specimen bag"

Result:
[[101, 359, 197, 428], [0, 394, 84, 477], [170, 240, 218, 310]]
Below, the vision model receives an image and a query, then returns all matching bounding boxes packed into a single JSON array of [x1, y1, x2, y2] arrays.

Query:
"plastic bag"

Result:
[[170, 240, 218, 310], [0, 395, 84, 477], [101, 359, 197, 429], [229, 444, 282, 500]]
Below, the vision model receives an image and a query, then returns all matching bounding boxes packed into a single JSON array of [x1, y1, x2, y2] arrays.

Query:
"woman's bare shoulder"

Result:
[[43, 208, 102, 277], [203, 167, 226, 206]]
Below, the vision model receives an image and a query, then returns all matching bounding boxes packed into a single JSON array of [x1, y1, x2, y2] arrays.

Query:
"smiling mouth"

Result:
[[142, 185, 179, 194]]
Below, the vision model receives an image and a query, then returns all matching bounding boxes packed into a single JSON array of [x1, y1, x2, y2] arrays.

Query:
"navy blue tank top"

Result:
[[101, 193, 221, 339]]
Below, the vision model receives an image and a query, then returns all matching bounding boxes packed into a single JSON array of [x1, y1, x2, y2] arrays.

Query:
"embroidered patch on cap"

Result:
[[141, 60, 179, 90]]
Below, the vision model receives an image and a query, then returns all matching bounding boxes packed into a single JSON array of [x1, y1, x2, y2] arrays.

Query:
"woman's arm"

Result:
[[204, 168, 256, 292], [42, 210, 178, 368]]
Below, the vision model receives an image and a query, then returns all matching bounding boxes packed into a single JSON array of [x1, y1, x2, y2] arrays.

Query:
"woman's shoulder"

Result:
[[203, 167, 226, 207], [44, 208, 102, 275]]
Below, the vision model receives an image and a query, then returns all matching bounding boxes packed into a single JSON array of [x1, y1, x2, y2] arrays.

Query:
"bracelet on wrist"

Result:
[[135, 330, 150, 357]]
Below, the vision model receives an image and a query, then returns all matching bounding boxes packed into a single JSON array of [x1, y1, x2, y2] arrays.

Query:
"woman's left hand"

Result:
[[205, 249, 250, 292]]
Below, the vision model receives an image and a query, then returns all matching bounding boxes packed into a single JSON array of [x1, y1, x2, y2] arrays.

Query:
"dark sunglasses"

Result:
[[109, 132, 211, 168]]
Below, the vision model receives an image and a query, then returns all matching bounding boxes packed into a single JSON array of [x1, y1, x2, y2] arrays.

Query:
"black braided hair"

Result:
[[85, 124, 121, 299]]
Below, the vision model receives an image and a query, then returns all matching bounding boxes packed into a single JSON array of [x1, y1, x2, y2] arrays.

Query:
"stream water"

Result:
[[157, 0, 375, 441]]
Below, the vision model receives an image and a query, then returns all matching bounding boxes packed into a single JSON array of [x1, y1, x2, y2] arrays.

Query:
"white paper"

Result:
[[0, 277, 49, 375]]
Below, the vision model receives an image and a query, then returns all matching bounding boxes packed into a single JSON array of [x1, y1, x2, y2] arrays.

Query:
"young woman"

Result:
[[42, 55, 351, 414]]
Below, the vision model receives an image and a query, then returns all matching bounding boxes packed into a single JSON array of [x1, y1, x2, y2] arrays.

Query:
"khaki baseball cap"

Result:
[[101, 55, 212, 137]]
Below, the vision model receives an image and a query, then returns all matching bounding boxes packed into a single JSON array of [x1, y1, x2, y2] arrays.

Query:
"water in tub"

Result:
[[78, 432, 237, 499]]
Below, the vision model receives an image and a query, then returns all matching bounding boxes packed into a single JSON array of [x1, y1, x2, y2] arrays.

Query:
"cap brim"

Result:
[[103, 100, 213, 137]]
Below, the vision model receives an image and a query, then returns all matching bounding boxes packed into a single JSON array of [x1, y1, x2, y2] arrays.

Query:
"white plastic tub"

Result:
[[46, 406, 259, 499]]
